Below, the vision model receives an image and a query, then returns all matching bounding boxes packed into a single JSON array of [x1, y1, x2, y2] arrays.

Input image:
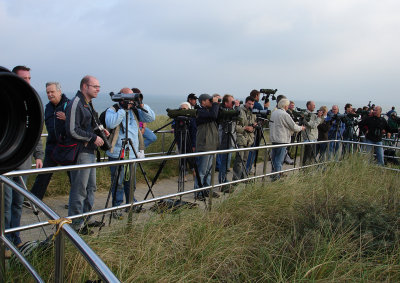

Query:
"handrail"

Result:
[[1, 139, 399, 282], [0, 176, 120, 283]]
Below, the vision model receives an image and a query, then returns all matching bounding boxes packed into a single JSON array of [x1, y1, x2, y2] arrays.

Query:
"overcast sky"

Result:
[[1, 0, 399, 107]]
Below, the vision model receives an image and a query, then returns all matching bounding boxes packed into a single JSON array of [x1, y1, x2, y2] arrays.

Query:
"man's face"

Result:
[[16, 70, 31, 84], [307, 102, 315, 112], [224, 97, 234, 109], [83, 78, 100, 100], [373, 106, 382, 117], [188, 98, 197, 106], [332, 106, 339, 114], [46, 84, 62, 105], [245, 100, 254, 110], [289, 102, 295, 110], [345, 105, 352, 113], [255, 93, 260, 102], [200, 99, 212, 108]]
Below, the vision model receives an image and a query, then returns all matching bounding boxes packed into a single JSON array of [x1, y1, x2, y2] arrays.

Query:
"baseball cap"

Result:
[[187, 93, 197, 100], [198, 93, 212, 103]]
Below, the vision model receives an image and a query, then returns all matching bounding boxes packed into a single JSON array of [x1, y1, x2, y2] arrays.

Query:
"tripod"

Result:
[[246, 117, 269, 176], [100, 108, 155, 227], [219, 119, 249, 186], [142, 116, 207, 205]]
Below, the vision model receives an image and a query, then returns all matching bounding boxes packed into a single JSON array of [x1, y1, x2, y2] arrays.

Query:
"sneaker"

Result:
[[195, 193, 206, 201], [112, 211, 124, 220], [221, 185, 234, 193], [209, 191, 220, 198], [86, 220, 105, 228], [284, 154, 294, 165], [23, 201, 32, 209]]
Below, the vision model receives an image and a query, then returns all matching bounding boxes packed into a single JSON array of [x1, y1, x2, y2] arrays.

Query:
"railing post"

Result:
[[54, 227, 65, 283], [0, 181, 5, 282], [262, 147, 268, 182], [208, 153, 217, 211], [161, 132, 165, 154]]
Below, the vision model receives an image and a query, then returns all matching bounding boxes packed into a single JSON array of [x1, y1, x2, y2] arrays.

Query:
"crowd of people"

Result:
[[3, 66, 399, 258]]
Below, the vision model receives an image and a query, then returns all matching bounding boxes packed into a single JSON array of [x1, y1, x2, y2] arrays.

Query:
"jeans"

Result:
[[68, 152, 97, 229], [233, 146, 249, 181], [30, 148, 71, 200], [194, 154, 213, 196], [109, 157, 137, 206], [365, 139, 384, 166], [4, 176, 27, 246], [271, 146, 286, 180], [143, 127, 157, 148], [246, 150, 256, 172]]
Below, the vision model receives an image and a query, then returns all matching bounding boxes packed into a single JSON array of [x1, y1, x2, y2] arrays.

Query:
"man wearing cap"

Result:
[[187, 93, 199, 109], [194, 93, 220, 200]]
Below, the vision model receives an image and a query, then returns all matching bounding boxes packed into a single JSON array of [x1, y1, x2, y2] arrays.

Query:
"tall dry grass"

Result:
[[7, 155, 400, 282]]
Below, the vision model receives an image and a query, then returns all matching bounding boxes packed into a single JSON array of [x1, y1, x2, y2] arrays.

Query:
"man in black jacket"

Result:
[[194, 93, 220, 200], [65, 75, 107, 233], [358, 106, 389, 165], [27, 82, 71, 203]]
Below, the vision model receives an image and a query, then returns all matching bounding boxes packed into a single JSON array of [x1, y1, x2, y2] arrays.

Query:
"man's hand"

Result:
[[94, 136, 104, 147], [36, 159, 43, 169], [244, 126, 254, 132], [212, 96, 220, 103], [104, 129, 110, 137], [56, 111, 66, 120], [301, 126, 306, 131]]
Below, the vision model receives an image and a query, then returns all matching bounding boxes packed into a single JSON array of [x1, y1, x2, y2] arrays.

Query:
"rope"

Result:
[[48, 218, 72, 241]]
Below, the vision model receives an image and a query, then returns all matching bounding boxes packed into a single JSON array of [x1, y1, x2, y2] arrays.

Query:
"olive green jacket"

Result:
[[235, 105, 256, 146]]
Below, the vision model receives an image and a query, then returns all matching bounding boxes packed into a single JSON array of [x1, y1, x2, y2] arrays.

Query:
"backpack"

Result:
[[98, 104, 145, 153]]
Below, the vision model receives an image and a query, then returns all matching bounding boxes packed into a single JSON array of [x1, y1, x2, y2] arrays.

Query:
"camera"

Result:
[[252, 109, 271, 118], [292, 109, 311, 123], [166, 108, 197, 119], [260, 89, 277, 101], [109, 91, 148, 112], [218, 108, 240, 121], [94, 124, 111, 151]]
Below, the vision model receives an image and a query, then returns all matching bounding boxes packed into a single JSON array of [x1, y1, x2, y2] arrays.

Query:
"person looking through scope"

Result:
[[217, 94, 240, 192], [194, 93, 220, 200], [269, 98, 305, 181], [300, 101, 321, 166], [326, 105, 345, 160], [232, 96, 257, 182], [105, 87, 155, 219]]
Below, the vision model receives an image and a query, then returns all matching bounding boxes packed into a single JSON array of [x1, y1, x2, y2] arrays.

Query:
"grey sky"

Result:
[[1, 0, 399, 107]]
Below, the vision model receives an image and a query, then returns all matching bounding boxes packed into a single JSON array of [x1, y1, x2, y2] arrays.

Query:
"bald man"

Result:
[[65, 75, 107, 234]]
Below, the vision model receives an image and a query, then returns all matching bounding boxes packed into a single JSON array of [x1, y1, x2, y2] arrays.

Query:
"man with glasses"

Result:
[[65, 75, 108, 234]]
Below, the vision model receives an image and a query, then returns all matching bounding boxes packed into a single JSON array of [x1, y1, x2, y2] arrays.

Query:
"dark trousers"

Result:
[[30, 149, 71, 200]]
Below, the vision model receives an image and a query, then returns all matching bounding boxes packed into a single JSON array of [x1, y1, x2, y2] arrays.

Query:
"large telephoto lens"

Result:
[[0, 66, 43, 174]]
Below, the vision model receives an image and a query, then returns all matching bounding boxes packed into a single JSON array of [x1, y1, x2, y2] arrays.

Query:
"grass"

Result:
[[8, 155, 400, 282]]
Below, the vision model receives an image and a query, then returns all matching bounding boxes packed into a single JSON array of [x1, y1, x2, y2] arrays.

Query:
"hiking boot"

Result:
[[195, 193, 206, 201], [209, 191, 220, 198], [221, 185, 234, 193]]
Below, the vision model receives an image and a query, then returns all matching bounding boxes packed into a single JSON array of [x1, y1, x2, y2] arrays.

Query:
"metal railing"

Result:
[[1, 139, 399, 282]]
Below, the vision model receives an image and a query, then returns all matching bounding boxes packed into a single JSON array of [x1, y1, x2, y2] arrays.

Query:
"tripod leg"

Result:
[[18, 176, 48, 238]]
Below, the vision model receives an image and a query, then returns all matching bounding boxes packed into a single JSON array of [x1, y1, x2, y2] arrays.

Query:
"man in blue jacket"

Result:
[[26, 82, 70, 203], [65, 75, 107, 234], [326, 105, 345, 159], [105, 87, 155, 219]]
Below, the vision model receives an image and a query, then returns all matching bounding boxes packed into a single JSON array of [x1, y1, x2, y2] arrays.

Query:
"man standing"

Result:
[[217, 94, 240, 191], [326, 105, 345, 159], [105, 87, 155, 218], [301, 101, 321, 165], [65, 75, 107, 234], [3, 66, 43, 258], [358, 106, 389, 165], [269, 99, 304, 180], [233, 96, 257, 182], [27, 82, 70, 203], [342, 103, 357, 155], [187, 93, 199, 109], [250, 89, 269, 111], [194, 94, 220, 200]]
